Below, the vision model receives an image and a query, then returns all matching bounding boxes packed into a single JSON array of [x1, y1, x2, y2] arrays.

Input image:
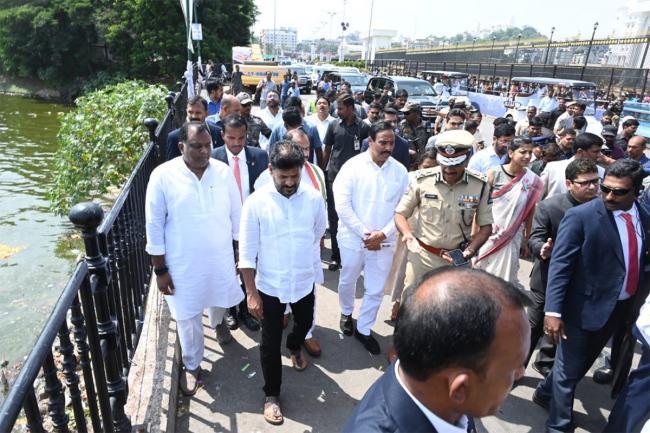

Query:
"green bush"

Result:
[[48, 80, 167, 215]]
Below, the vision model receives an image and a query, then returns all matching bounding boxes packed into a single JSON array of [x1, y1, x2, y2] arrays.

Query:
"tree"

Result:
[[0, 0, 98, 85]]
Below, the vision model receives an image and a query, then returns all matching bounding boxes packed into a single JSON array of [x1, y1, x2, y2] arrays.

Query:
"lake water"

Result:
[[0, 94, 76, 368]]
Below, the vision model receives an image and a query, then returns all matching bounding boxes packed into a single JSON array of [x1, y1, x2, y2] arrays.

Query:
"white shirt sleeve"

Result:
[[333, 166, 369, 239], [145, 169, 167, 256], [380, 169, 409, 239], [238, 197, 259, 269]]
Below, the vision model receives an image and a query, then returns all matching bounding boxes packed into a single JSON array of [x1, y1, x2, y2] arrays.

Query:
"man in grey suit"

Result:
[[534, 160, 650, 432], [344, 267, 530, 433], [212, 114, 268, 333], [527, 159, 600, 376]]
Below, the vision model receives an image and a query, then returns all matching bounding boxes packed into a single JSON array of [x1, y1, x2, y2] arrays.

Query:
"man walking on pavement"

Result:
[[239, 141, 327, 425], [257, 71, 277, 110], [322, 94, 370, 271], [334, 121, 409, 354], [212, 115, 268, 332], [145, 122, 244, 396], [166, 95, 224, 161], [236, 92, 271, 148], [534, 159, 650, 432]]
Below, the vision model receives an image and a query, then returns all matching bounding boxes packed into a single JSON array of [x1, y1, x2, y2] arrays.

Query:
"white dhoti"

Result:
[[177, 307, 226, 370]]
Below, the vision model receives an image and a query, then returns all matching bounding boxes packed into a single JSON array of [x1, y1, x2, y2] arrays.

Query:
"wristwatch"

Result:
[[154, 266, 168, 276]]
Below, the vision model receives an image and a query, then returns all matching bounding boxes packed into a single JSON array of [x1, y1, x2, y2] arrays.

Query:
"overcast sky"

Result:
[[253, 0, 624, 42]]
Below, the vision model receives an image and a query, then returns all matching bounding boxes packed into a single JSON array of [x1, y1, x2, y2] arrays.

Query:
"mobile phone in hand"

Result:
[[447, 248, 469, 267]]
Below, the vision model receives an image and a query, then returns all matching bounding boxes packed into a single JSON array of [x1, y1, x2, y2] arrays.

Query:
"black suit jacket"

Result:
[[166, 121, 224, 161], [211, 145, 268, 193], [343, 363, 475, 433], [528, 192, 582, 295], [545, 198, 650, 330]]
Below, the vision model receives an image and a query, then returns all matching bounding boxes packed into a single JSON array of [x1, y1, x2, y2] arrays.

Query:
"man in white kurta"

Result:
[[145, 122, 243, 393], [334, 121, 409, 355]]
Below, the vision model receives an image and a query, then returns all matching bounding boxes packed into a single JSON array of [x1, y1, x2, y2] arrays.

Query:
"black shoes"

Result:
[[532, 363, 552, 378], [340, 314, 354, 336], [328, 260, 341, 271], [239, 309, 260, 331], [532, 390, 550, 411], [224, 308, 239, 330], [593, 366, 614, 384], [354, 330, 381, 355]]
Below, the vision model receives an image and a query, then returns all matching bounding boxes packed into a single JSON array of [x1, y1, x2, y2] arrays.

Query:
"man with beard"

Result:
[[361, 107, 411, 170], [258, 90, 283, 151], [547, 97, 567, 131], [239, 141, 327, 425], [395, 130, 493, 298], [166, 96, 224, 161], [398, 102, 431, 161], [467, 123, 516, 175]]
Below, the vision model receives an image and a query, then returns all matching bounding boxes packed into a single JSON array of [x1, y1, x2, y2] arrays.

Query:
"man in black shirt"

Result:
[[547, 97, 566, 131], [322, 94, 370, 270]]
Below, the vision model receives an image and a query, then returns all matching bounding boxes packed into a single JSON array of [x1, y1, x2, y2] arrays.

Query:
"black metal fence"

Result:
[[0, 81, 188, 432], [364, 59, 650, 100]]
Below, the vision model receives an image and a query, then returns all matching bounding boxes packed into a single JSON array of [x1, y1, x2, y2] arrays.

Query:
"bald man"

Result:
[[626, 135, 650, 175], [344, 267, 531, 433], [208, 94, 242, 126]]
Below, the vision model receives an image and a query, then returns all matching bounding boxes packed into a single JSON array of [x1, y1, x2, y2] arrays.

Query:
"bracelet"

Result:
[[154, 266, 168, 276]]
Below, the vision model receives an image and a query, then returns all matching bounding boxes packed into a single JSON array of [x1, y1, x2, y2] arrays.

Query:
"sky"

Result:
[[253, 0, 625, 42]]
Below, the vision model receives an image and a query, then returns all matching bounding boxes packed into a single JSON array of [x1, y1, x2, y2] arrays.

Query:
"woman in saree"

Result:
[[473, 137, 544, 286]]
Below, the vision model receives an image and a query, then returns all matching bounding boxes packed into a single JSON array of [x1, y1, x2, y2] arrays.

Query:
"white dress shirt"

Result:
[[306, 113, 334, 144], [145, 158, 244, 320], [395, 360, 469, 433], [333, 152, 409, 251], [467, 146, 507, 175], [258, 107, 283, 150], [613, 204, 643, 301], [540, 156, 605, 199], [254, 163, 327, 201], [239, 183, 327, 302], [224, 146, 250, 201]]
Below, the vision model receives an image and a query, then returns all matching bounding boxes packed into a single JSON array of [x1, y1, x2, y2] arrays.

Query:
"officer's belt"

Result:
[[416, 238, 448, 256]]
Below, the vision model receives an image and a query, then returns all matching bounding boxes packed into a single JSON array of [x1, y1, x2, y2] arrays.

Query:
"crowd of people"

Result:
[[145, 74, 650, 432]]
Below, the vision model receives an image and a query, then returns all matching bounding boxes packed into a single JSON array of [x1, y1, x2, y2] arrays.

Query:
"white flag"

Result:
[[185, 60, 195, 97], [179, 0, 194, 53]]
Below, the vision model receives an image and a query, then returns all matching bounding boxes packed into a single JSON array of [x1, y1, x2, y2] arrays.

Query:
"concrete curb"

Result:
[[126, 276, 180, 433]]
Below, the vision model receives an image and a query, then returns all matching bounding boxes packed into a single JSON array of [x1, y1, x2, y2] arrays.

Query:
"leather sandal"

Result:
[[263, 396, 284, 425], [290, 349, 309, 371]]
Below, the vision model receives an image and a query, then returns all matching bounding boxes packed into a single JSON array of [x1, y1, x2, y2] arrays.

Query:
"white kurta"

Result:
[[145, 157, 244, 321]]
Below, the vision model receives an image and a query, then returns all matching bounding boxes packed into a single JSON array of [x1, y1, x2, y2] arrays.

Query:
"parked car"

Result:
[[328, 72, 367, 93], [364, 75, 441, 121]]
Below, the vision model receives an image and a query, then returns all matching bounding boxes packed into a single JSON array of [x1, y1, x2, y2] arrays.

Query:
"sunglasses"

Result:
[[600, 184, 631, 196], [572, 178, 600, 186]]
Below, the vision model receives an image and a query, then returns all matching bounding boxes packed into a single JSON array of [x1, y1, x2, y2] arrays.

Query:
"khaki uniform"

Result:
[[395, 166, 493, 290]]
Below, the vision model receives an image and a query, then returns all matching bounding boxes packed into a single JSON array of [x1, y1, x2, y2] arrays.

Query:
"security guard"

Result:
[[236, 92, 271, 147], [395, 129, 493, 291], [398, 102, 431, 161]]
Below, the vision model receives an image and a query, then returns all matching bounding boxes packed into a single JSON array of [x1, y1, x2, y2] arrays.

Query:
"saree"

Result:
[[474, 167, 543, 285]]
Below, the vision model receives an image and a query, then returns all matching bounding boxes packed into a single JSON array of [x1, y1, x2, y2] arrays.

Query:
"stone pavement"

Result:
[[174, 242, 638, 433]]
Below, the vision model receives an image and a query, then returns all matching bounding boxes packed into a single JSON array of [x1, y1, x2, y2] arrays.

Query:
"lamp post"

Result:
[[544, 26, 555, 65], [366, 0, 374, 62], [581, 21, 598, 79], [514, 33, 522, 64], [490, 36, 496, 62], [454, 41, 459, 63], [471, 38, 476, 60]]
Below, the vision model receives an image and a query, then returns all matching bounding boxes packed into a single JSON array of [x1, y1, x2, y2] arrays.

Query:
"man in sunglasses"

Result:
[[527, 159, 600, 377], [534, 159, 650, 432]]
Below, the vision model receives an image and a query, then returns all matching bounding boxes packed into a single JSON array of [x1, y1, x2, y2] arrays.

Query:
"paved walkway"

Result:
[[174, 241, 636, 433]]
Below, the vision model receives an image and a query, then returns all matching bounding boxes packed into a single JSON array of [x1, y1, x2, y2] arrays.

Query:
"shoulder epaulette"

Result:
[[415, 167, 438, 179], [465, 168, 488, 182]]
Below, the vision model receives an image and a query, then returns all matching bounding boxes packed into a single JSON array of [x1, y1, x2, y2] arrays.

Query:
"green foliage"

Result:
[[48, 81, 167, 215], [428, 26, 546, 44], [0, 1, 98, 85], [333, 60, 367, 70]]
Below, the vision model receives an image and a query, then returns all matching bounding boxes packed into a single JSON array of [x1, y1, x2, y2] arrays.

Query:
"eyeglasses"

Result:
[[600, 184, 632, 196], [571, 178, 600, 186]]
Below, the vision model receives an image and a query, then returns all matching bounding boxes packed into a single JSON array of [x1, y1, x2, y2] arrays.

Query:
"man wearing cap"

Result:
[[601, 125, 625, 164], [398, 102, 431, 164], [237, 92, 271, 148], [395, 130, 493, 293]]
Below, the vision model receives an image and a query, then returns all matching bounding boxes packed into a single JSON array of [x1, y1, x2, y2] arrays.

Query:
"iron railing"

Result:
[[362, 60, 650, 99], [0, 80, 188, 432]]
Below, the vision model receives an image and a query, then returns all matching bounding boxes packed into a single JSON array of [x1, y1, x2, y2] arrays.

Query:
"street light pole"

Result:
[[544, 26, 555, 65], [273, 0, 277, 60], [491, 36, 496, 63], [471, 38, 476, 60], [514, 33, 522, 64], [454, 41, 459, 63], [582, 21, 598, 79], [366, 0, 374, 62]]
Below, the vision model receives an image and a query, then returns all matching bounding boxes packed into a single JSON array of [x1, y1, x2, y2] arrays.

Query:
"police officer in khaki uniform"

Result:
[[395, 129, 493, 292]]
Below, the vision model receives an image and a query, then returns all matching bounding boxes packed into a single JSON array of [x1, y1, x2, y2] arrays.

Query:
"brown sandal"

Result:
[[390, 301, 400, 322], [290, 349, 309, 371], [263, 396, 284, 425]]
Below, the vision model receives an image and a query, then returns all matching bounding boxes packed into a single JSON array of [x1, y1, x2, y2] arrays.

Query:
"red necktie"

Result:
[[622, 213, 638, 296], [232, 155, 243, 202]]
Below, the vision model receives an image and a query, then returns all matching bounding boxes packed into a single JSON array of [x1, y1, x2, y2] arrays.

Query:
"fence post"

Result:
[[642, 69, 649, 100], [69, 202, 131, 433], [144, 118, 159, 160]]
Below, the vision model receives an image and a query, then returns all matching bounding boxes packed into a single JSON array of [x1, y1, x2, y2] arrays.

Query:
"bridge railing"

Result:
[[0, 80, 188, 433]]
